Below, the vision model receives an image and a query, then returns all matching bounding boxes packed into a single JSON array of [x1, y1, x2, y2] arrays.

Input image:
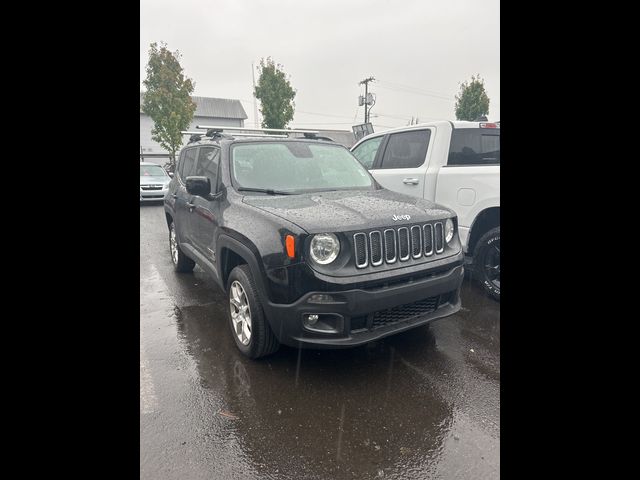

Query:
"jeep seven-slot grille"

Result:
[[434, 222, 444, 253], [424, 224, 434, 255], [353, 223, 447, 269], [354, 233, 367, 268], [410, 226, 422, 258], [398, 227, 410, 261], [383, 229, 396, 263], [369, 231, 383, 266]]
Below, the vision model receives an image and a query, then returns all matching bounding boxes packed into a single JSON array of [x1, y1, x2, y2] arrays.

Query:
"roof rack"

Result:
[[229, 132, 288, 138], [180, 130, 235, 143], [181, 126, 332, 143], [180, 131, 204, 143], [196, 125, 320, 135], [195, 125, 329, 140]]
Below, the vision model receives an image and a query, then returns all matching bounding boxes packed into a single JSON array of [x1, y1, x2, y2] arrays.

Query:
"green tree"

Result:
[[142, 42, 196, 168], [454, 74, 490, 121], [254, 57, 296, 129]]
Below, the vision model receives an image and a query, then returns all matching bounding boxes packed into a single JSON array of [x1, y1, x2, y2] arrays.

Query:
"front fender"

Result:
[[217, 234, 271, 301]]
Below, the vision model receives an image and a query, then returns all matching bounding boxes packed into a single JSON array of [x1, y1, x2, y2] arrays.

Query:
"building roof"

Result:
[[140, 92, 247, 120]]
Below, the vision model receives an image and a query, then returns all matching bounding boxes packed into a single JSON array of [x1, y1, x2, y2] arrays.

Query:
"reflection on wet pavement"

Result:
[[140, 204, 500, 479]]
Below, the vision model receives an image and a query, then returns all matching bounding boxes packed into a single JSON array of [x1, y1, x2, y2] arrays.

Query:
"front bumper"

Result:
[[140, 188, 168, 202], [263, 263, 464, 348]]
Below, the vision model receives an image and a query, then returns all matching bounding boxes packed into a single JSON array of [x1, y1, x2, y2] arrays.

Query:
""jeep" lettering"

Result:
[[392, 214, 411, 221]]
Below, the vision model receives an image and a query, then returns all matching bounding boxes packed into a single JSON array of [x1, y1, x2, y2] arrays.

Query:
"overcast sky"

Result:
[[140, 0, 499, 132]]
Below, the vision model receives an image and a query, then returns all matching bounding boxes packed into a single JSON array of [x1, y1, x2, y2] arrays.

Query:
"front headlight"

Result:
[[445, 218, 455, 244], [310, 233, 340, 264]]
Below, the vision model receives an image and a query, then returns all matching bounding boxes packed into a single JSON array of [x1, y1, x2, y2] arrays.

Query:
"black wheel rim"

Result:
[[484, 240, 500, 290]]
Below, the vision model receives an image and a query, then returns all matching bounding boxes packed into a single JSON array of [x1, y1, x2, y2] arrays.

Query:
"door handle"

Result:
[[403, 178, 419, 185], [186, 202, 195, 210], [171, 193, 178, 199]]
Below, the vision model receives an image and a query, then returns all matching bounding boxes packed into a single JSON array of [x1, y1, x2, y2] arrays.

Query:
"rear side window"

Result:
[[351, 136, 384, 169], [448, 129, 500, 165], [179, 148, 197, 180], [194, 147, 220, 192], [379, 130, 431, 169]]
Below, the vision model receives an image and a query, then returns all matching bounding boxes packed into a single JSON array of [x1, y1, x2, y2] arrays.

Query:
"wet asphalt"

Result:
[[140, 203, 500, 480]]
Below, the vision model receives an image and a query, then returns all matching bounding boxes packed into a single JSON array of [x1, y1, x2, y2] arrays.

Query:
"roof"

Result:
[[360, 120, 499, 138], [140, 92, 247, 120], [451, 121, 493, 128]]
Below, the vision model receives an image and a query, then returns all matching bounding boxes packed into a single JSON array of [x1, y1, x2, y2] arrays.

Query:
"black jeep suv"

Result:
[[164, 130, 464, 358]]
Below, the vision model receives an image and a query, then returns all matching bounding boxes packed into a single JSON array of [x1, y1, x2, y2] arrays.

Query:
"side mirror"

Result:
[[168, 172, 174, 178], [185, 176, 211, 197]]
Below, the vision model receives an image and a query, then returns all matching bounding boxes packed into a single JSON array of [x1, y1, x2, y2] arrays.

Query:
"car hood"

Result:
[[140, 176, 169, 185], [242, 189, 454, 233]]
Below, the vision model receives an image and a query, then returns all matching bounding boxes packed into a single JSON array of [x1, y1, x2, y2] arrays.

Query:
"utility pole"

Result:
[[359, 76, 375, 123]]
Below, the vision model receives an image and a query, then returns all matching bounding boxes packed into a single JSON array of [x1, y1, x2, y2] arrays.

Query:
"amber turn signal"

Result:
[[285, 235, 295, 258]]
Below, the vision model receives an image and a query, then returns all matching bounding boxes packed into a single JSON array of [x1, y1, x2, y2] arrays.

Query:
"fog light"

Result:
[[302, 313, 343, 333]]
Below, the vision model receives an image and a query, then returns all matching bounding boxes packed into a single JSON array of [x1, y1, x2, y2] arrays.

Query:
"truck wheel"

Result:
[[227, 265, 280, 359], [169, 221, 195, 273], [474, 227, 500, 301]]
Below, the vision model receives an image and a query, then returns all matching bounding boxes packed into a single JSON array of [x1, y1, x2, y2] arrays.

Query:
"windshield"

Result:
[[231, 142, 374, 193], [140, 165, 167, 177]]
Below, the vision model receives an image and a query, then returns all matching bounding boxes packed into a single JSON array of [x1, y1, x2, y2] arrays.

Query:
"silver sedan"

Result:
[[140, 162, 172, 202]]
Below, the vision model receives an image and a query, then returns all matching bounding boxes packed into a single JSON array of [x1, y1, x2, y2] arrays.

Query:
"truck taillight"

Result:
[[480, 123, 498, 128]]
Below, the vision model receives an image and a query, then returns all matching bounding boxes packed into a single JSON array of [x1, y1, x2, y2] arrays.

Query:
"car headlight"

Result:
[[309, 233, 340, 264], [445, 218, 455, 244]]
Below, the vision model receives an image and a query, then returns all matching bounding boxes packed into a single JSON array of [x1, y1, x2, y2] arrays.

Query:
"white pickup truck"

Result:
[[350, 121, 500, 300]]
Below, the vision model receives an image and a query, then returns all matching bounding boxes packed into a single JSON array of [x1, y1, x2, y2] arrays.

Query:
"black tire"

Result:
[[226, 265, 280, 359], [473, 226, 500, 301], [169, 221, 195, 273]]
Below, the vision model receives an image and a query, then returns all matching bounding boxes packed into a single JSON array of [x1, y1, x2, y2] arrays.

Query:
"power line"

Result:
[[376, 79, 455, 100], [374, 112, 413, 121], [239, 98, 446, 128], [353, 105, 361, 123], [377, 80, 453, 96], [239, 99, 357, 122], [375, 112, 444, 122], [295, 109, 355, 119], [375, 84, 455, 102]]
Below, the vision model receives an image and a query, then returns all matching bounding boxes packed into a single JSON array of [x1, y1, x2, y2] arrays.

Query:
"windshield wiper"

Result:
[[237, 187, 296, 195]]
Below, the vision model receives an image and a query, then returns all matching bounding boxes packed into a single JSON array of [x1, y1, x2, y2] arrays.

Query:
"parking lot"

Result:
[[140, 203, 500, 479]]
